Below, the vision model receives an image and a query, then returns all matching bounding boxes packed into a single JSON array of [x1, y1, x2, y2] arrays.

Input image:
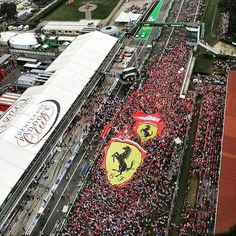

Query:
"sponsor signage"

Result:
[[13, 99, 60, 147], [0, 96, 32, 134]]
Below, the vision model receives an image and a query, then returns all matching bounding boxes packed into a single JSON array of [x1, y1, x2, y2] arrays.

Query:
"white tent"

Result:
[[0, 31, 117, 207], [174, 137, 182, 145], [115, 12, 141, 23], [9, 33, 38, 50], [0, 32, 17, 46]]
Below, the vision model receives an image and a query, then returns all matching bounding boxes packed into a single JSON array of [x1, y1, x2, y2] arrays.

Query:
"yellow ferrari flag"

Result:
[[131, 110, 165, 143], [104, 138, 146, 186]]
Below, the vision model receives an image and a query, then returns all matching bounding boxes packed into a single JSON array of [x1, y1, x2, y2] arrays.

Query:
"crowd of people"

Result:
[[61, 0, 233, 235], [63, 39, 194, 235], [61, 0, 205, 235], [179, 74, 226, 235]]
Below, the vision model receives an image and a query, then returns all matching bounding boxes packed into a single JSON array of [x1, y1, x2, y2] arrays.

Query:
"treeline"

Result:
[[0, 2, 17, 19], [218, 0, 236, 40]]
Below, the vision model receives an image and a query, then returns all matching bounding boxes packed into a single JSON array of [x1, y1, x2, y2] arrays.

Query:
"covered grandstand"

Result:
[[0, 31, 117, 210], [216, 70, 236, 233]]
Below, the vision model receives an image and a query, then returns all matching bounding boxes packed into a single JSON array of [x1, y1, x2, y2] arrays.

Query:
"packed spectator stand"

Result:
[[60, 0, 234, 235]]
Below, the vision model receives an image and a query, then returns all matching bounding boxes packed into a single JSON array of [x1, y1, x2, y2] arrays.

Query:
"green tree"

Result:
[[218, 0, 236, 40], [0, 2, 17, 19]]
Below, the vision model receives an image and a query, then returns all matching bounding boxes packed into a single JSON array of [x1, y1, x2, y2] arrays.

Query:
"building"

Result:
[[0, 32, 18, 46], [16, 73, 39, 88], [0, 31, 118, 226], [42, 20, 101, 36], [115, 11, 141, 23], [216, 70, 236, 234], [0, 54, 16, 83], [100, 26, 120, 36], [9, 33, 38, 50], [0, 92, 21, 113]]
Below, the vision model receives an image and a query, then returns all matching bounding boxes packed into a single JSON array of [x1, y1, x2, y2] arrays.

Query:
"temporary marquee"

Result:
[[0, 31, 117, 207]]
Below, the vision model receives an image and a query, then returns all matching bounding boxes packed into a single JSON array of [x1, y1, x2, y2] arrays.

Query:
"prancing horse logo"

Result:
[[104, 138, 146, 186], [112, 146, 134, 177], [140, 124, 153, 138]]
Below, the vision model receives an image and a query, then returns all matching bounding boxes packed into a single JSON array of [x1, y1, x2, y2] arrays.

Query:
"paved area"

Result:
[[108, 0, 151, 26], [78, 4, 97, 20], [135, 0, 165, 40], [30, 76, 122, 236]]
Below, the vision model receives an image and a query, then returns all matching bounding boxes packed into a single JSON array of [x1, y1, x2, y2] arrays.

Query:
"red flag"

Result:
[[101, 121, 112, 139], [131, 110, 165, 143], [114, 123, 134, 139]]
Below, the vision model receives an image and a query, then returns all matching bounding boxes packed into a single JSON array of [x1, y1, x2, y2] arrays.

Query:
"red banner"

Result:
[[101, 121, 112, 139], [131, 110, 165, 143]]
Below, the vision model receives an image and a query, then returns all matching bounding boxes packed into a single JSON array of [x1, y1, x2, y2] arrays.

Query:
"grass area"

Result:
[[45, 0, 120, 21], [169, 95, 202, 236], [193, 52, 215, 74], [193, 0, 221, 74], [186, 175, 199, 207], [202, 0, 220, 44]]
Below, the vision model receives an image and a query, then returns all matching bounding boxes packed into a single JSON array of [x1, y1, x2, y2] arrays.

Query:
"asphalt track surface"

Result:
[[135, 0, 165, 40], [31, 80, 128, 236]]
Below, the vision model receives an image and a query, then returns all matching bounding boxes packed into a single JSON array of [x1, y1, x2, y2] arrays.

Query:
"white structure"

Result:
[[100, 26, 119, 36], [9, 33, 38, 50], [0, 32, 17, 46], [17, 8, 33, 20], [0, 31, 117, 207], [174, 137, 182, 145], [17, 73, 38, 87], [42, 20, 101, 35], [115, 12, 141, 23], [58, 36, 76, 42]]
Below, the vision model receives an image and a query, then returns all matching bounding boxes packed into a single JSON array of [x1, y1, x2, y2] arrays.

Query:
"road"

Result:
[[31, 79, 126, 236]]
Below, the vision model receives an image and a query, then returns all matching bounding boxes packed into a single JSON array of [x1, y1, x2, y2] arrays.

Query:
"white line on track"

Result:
[[40, 134, 96, 233]]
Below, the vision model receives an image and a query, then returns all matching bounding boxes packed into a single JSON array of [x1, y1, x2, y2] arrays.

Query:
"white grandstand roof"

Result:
[[43, 20, 100, 32], [0, 31, 117, 207]]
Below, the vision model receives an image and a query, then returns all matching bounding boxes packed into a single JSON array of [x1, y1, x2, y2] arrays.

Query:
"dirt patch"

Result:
[[186, 175, 199, 207], [214, 41, 236, 56], [79, 4, 97, 12]]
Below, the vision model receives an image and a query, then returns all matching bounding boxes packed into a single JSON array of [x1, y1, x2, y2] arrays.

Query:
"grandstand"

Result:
[[216, 70, 236, 234]]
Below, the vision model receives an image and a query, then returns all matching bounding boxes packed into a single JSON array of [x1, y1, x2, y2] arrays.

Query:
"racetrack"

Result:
[[135, 0, 165, 40]]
